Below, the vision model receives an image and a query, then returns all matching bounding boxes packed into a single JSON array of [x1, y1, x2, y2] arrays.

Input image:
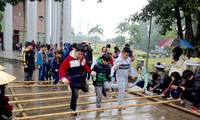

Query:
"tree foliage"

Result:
[[130, 0, 200, 46]]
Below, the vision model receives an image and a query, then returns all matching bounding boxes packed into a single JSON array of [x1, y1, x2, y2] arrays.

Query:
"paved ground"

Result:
[[0, 51, 200, 120]]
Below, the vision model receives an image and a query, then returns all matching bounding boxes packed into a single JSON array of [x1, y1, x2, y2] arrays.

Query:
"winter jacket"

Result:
[[113, 53, 134, 78], [59, 50, 92, 86], [184, 74, 200, 92], [36, 51, 48, 66], [84, 46, 93, 63], [133, 66, 150, 90], [169, 55, 188, 75], [50, 57, 62, 71], [92, 57, 111, 86], [23, 48, 35, 72], [63, 43, 72, 59]]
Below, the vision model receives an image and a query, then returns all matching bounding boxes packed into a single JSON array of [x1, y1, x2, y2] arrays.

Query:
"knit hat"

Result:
[[154, 62, 166, 69]]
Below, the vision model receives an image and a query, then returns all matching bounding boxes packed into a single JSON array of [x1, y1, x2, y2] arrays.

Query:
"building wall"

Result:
[[12, 1, 44, 33]]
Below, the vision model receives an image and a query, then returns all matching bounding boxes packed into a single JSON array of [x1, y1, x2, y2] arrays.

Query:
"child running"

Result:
[[92, 53, 111, 108], [111, 47, 134, 106], [59, 44, 92, 116]]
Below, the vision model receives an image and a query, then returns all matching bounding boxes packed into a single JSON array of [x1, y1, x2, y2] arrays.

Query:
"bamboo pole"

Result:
[[7, 84, 70, 88], [7, 83, 93, 88], [7, 89, 142, 97], [7, 91, 67, 97], [13, 94, 163, 112], [8, 87, 28, 117], [15, 99, 179, 120], [132, 91, 200, 117], [9, 92, 118, 104], [11, 81, 93, 84], [9, 90, 143, 104]]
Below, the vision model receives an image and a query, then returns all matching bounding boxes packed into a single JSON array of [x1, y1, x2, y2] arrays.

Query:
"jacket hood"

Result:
[[69, 50, 77, 59], [141, 66, 147, 76], [96, 57, 103, 65]]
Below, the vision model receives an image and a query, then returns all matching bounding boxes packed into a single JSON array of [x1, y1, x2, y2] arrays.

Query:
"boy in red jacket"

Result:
[[59, 43, 93, 116]]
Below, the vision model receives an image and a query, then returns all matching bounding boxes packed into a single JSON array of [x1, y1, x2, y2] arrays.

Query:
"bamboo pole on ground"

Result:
[[9, 90, 143, 104], [132, 91, 200, 117], [9, 92, 118, 104], [15, 99, 179, 120], [11, 81, 93, 84], [13, 94, 163, 113], [6, 89, 96, 97], [7, 83, 94, 88], [8, 87, 28, 117]]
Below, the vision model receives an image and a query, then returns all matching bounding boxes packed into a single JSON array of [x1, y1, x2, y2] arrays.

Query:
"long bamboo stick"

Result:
[[7, 91, 67, 97], [132, 91, 200, 117], [7, 83, 94, 88], [15, 99, 179, 120], [8, 87, 28, 117], [11, 80, 93, 84], [9, 90, 143, 104], [9, 92, 118, 104], [7, 84, 70, 88], [7, 88, 141, 97], [13, 94, 163, 112]]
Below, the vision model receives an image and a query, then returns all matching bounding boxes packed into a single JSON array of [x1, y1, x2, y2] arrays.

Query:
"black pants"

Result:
[[70, 86, 87, 110], [182, 91, 200, 108]]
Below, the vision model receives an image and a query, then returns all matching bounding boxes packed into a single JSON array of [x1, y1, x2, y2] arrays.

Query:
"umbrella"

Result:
[[159, 38, 194, 49], [0, 71, 16, 85], [0, 65, 5, 71]]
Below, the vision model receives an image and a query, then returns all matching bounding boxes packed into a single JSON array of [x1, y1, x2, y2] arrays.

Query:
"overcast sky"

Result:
[[72, 0, 148, 39]]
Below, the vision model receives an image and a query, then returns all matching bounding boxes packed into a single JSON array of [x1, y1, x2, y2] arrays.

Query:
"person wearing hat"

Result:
[[154, 62, 170, 90], [0, 71, 16, 120], [50, 50, 63, 87], [23, 42, 35, 85]]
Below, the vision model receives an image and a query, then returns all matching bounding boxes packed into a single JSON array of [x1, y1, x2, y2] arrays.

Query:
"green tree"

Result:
[[88, 24, 103, 49], [130, 0, 200, 46], [127, 22, 142, 47], [115, 21, 129, 35], [115, 36, 126, 49]]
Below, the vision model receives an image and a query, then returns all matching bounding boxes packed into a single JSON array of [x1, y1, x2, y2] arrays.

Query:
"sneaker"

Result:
[[191, 107, 199, 111], [38, 81, 43, 85], [70, 109, 77, 116], [166, 97, 173, 100], [180, 100, 185, 105], [102, 91, 107, 97]]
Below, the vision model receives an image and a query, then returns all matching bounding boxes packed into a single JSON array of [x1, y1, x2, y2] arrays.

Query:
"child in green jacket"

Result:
[[92, 53, 111, 108]]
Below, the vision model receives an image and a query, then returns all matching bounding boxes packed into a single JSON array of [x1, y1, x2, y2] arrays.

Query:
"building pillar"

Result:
[[27, 0, 37, 42], [51, 1, 61, 48], [63, 0, 72, 44], [44, 0, 51, 44], [3, 3, 13, 51]]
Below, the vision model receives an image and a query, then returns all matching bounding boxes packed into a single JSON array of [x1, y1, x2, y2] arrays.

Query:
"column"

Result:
[[27, 0, 37, 42], [51, 1, 58, 45], [45, 0, 51, 44], [51, 1, 61, 49], [4, 3, 13, 51], [63, 0, 72, 43]]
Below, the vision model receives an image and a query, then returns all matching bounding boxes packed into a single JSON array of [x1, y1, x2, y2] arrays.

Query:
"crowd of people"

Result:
[[1, 40, 199, 119]]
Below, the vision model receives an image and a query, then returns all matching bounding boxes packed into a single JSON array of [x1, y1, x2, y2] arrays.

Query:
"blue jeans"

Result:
[[136, 80, 144, 88], [170, 89, 181, 99], [24, 71, 33, 81], [38, 65, 47, 81], [183, 91, 200, 108]]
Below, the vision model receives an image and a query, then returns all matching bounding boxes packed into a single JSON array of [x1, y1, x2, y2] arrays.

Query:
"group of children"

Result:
[[23, 41, 200, 116]]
